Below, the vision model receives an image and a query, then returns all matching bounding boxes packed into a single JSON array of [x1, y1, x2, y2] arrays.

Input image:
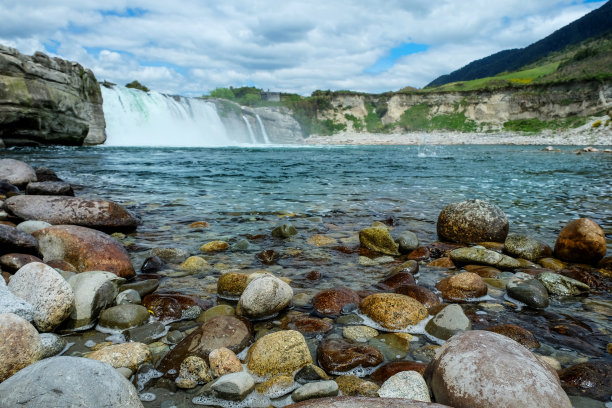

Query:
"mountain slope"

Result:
[[426, 0, 612, 87]]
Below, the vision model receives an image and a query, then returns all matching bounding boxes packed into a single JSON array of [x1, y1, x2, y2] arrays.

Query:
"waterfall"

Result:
[[255, 114, 271, 144], [101, 86, 234, 146], [242, 116, 257, 144]]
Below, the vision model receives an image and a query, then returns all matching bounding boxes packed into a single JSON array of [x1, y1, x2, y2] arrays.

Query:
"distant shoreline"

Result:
[[303, 129, 612, 146]]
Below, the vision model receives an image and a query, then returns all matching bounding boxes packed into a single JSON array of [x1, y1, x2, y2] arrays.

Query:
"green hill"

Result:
[[426, 0, 612, 88]]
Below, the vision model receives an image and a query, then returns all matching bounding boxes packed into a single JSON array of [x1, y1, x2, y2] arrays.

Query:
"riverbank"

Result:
[[304, 127, 612, 146]]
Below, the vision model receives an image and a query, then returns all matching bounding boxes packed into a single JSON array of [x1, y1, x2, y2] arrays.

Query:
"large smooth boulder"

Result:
[[0, 158, 36, 187], [0, 278, 33, 320], [237, 274, 293, 319], [425, 330, 571, 408], [0, 313, 43, 382], [4, 195, 139, 231], [554, 218, 607, 264], [0, 356, 143, 407], [0, 224, 39, 256], [62, 271, 125, 330], [8, 262, 74, 332], [437, 199, 509, 244], [26, 181, 74, 196], [33, 225, 135, 278]]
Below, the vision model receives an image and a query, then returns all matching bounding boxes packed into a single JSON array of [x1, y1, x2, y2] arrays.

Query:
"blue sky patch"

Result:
[[44, 40, 60, 55], [100, 8, 148, 18], [365, 42, 429, 74]]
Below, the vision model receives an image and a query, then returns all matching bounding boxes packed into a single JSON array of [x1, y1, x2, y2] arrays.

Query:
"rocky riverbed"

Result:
[[0, 157, 611, 408]]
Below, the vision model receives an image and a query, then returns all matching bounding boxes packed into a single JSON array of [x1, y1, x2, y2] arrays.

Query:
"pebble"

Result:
[[343, 325, 379, 342], [292, 380, 339, 402], [425, 304, 471, 340], [377, 371, 431, 401]]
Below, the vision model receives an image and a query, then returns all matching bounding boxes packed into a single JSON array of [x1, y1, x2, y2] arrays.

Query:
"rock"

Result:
[[217, 272, 250, 298], [295, 364, 331, 384], [150, 247, 189, 264], [0, 277, 33, 320], [119, 279, 159, 298], [371, 361, 428, 384], [343, 325, 379, 342], [200, 240, 230, 252], [539, 257, 567, 271], [97, 304, 150, 330], [360, 293, 428, 330], [16, 219, 52, 234], [33, 167, 62, 182], [209, 347, 243, 378], [450, 246, 521, 270], [463, 264, 502, 278], [559, 362, 611, 401], [504, 234, 552, 261], [378, 371, 430, 401], [256, 375, 296, 397], [4, 195, 139, 231], [281, 314, 334, 334], [307, 234, 337, 246], [86, 342, 151, 371], [142, 293, 211, 323], [0, 253, 42, 272], [247, 330, 312, 377], [407, 247, 431, 261], [39, 333, 67, 358], [485, 324, 540, 348], [157, 315, 252, 378], [25, 181, 74, 196], [8, 262, 74, 332], [123, 321, 167, 344], [179, 255, 210, 272], [312, 286, 361, 317], [0, 180, 19, 196], [231, 239, 250, 251], [437, 199, 509, 244], [427, 257, 455, 268], [425, 330, 571, 408], [115, 289, 140, 305], [536, 272, 591, 296], [202, 371, 255, 400], [286, 396, 452, 407], [554, 218, 607, 264], [237, 274, 293, 319], [335, 375, 379, 397], [0, 356, 142, 407], [140, 256, 166, 273], [197, 304, 236, 323], [435, 272, 487, 301], [33, 225, 135, 278], [62, 270, 124, 330], [391, 260, 420, 274], [0, 313, 43, 381], [292, 380, 339, 402], [396, 231, 420, 254], [0, 159, 36, 187], [257, 249, 278, 264], [0, 224, 39, 256], [507, 273, 550, 309], [272, 224, 298, 238], [395, 284, 441, 310], [359, 226, 400, 256], [176, 356, 212, 389], [425, 304, 471, 340], [377, 272, 416, 290], [316, 338, 384, 374]]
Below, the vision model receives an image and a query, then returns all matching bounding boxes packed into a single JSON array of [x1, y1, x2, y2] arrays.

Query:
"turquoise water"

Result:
[[2, 145, 611, 367]]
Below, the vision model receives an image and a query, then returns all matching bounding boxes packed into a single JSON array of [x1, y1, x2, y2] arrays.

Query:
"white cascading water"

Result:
[[101, 86, 234, 146], [242, 115, 257, 144], [255, 114, 271, 144]]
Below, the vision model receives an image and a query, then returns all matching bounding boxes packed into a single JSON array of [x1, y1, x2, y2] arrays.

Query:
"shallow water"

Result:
[[2, 144, 611, 404]]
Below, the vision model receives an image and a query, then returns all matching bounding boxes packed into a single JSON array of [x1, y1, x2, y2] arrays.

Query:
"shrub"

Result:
[[125, 80, 149, 92], [345, 114, 364, 131], [592, 120, 602, 128]]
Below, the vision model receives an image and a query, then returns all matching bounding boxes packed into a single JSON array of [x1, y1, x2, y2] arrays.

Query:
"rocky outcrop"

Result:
[[0, 44, 105, 146]]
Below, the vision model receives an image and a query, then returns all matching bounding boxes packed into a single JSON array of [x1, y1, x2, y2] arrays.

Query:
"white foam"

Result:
[[330, 363, 382, 378], [139, 392, 156, 402], [136, 368, 163, 392]]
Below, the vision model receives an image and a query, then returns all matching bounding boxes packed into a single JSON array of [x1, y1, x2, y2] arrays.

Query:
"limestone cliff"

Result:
[[0, 45, 106, 147], [318, 80, 612, 133]]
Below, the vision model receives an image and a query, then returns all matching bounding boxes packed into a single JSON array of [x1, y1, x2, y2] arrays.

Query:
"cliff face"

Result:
[[319, 80, 612, 133], [0, 45, 106, 147]]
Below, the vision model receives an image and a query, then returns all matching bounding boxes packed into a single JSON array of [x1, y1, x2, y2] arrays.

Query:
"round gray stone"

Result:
[[378, 371, 431, 402], [98, 304, 150, 330], [425, 304, 471, 340], [16, 220, 52, 235], [396, 231, 419, 254]]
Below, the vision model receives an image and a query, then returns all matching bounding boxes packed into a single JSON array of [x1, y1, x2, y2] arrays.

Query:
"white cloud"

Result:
[[0, 0, 605, 95]]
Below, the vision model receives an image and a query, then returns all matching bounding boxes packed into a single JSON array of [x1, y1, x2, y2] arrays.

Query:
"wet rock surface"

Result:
[[317, 338, 384, 373], [437, 199, 509, 244]]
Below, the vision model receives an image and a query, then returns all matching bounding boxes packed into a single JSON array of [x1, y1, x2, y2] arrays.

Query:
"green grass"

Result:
[[344, 114, 364, 131], [503, 116, 588, 133]]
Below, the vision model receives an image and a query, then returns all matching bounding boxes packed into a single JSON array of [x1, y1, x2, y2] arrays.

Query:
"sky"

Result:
[[0, 0, 606, 96]]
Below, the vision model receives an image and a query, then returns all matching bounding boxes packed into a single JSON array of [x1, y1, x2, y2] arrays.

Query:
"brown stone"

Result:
[[435, 272, 487, 301], [407, 247, 430, 261], [463, 264, 501, 278], [554, 218, 607, 264], [286, 396, 452, 408], [559, 362, 612, 401], [3, 195, 139, 231], [307, 234, 337, 246], [217, 272, 250, 298], [360, 293, 428, 330], [188, 221, 210, 229], [370, 361, 428, 384], [316, 338, 383, 373], [0, 253, 42, 272], [485, 324, 540, 349], [312, 287, 360, 317], [0, 224, 39, 256], [142, 293, 212, 323], [33, 225, 135, 278], [538, 257, 567, 271], [0, 313, 43, 382], [247, 330, 312, 377], [45, 259, 78, 272], [394, 284, 441, 310], [427, 257, 455, 268], [157, 315, 252, 379], [390, 260, 419, 275], [199, 240, 229, 252], [376, 272, 416, 290], [257, 249, 278, 264], [334, 375, 379, 397], [280, 314, 334, 334], [208, 347, 242, 378]]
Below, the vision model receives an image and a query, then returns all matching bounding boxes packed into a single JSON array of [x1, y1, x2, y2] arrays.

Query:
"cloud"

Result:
[[0, 0, 605, 95]]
